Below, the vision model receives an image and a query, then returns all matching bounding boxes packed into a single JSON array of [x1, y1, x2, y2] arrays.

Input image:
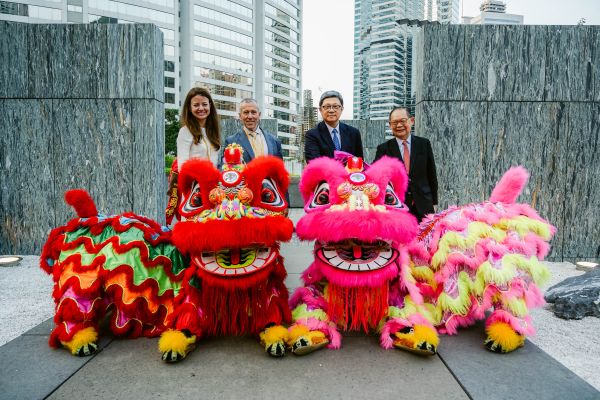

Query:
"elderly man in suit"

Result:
[[304, 90, 364, 163], [222, 98, 283, 164], [374, 107, 438, 222]]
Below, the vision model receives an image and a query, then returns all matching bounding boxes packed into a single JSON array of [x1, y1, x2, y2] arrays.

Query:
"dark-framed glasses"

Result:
[[321, 105, 342, 111]]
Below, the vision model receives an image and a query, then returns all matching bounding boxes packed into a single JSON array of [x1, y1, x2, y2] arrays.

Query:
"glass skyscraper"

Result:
[[0, 0, 302, 159], [353, 0, 458, 120]]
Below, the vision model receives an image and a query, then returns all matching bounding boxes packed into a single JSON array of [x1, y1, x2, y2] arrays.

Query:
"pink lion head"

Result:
[[296, 155, 419, 288]]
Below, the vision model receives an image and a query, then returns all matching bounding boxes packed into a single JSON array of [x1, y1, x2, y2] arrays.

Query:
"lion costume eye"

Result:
[[261, 178, 285, 207], [182, 182, 203, 213], [309, 181, 330, 209], [384, 183, 405, 209]]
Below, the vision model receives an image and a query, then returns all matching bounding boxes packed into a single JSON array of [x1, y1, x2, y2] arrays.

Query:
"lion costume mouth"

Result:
[[316, 239, 398, 271], [192, 246, 277, 276]]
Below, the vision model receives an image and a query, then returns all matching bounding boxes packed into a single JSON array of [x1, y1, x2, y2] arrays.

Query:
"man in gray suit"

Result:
[[222, 98, 283, 164]]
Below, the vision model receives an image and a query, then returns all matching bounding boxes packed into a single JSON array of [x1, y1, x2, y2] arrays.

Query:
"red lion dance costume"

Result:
[[41, 145, 293, 362], [288, 154, 554, 356]]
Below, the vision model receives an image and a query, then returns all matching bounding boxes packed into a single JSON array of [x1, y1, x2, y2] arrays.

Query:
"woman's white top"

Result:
[[176, 126, 219, 167]]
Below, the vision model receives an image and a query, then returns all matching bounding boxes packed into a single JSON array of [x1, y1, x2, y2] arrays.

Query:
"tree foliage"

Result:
[[165, 108, 180, 155]]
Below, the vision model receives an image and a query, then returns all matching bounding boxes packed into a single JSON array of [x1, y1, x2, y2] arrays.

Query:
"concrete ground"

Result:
[[1, 210, 599, 399]]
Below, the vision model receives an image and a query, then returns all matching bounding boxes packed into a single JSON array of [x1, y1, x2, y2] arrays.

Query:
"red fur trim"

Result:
[[49, 321, 97, 348], [327, 283, 389, 332], [173, 218, 293, 253], [243, 156, 290, 207], [64, 189, 98, 218]]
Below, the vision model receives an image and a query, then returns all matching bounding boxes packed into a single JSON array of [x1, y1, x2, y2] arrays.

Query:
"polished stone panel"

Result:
[[106, 24, 163, 101], [418, 24, 464, 102], [0, 100, 55, 255], [132, 100, 165, 222], [561, 103, 600, 261], [485, 101, 567, 260], [463, 25, 547, 101], [544, 26, 596, 101], [415, 101, 487, 208], [51, 99, 134, 224], [0, 21, 28, 98]]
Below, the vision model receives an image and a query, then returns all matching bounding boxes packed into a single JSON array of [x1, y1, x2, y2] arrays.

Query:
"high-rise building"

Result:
[[0, 0, 303, 159], [353, 0, 458, 121], [463, 0, 524, 25], [299, 89, 317, 160]]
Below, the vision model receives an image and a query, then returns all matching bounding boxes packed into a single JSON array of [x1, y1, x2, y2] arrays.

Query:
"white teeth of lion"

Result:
[[245, 265, 257, 272], [365, 263, 377, 270], [214, 267, 226, 275], [379, 249, 392, 258], [225, 269, 236, 275], [347, 263, 360, 271], [201, 252, 215, 263], [254, 258, 265, 268], [328, 256, 344, 267], [323, 249, 337, 259], [373, 257, 387, 266]]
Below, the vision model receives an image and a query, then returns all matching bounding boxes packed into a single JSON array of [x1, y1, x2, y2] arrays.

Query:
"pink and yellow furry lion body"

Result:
[[290, 154, 554, 355]]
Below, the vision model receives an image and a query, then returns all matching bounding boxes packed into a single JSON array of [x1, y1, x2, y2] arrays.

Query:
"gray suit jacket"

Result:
[[220, 127, 283, 167]]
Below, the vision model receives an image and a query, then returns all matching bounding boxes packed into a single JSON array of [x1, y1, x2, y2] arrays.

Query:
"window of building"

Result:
[[164, 76, 175, 88], [0, 2, 62, 20], [88, 0, 174, 24], [265, 3, 299, 28], [197, 83, 252, 99], [194, 36, 252, 60], [165, 92, 175, 104], [195, 51, 253, 74], [164, 60, 175, 72], [199, 0, 252, 18], [194, 6, 252, 33], [164, 45, 175, 57], [194, 20, 252, 46], [195, 67, 253, 87]]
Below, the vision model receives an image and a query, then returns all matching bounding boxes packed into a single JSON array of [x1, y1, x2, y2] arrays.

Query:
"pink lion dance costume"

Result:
[[289, 154, 554, 355], [288, 155, 440, 355], [41, 145, 294, 362], [410, 166, 554, 353]]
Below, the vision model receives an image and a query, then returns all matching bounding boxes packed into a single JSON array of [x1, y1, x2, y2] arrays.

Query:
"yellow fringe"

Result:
[[486, 321, 524, 352], [61, 327, 98, 355], [158, 329, 196, 354], [260, 325, 289, 345]]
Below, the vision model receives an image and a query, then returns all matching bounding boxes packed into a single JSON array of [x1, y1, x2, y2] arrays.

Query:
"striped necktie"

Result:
[[332, 128, 341, 151]]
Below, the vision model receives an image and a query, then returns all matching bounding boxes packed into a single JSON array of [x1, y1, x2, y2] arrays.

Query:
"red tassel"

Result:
[[327, 283, 389, 332]]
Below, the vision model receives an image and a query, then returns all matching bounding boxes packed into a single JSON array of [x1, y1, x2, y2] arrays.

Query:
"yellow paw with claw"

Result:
[[287, 325, 329, 356], [393, 324, 438, 356], [260, 325, 289, 357], [159, 329, 197, 363], [61, 327, 98, 357], [485, 322, 524, 353]]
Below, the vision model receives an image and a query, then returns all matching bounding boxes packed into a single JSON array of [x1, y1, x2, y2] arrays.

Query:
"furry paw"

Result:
[[260, 325, 288, 358], [159, 329, 197, 363], [61, 327, 98, 357], [392, 324, 438, 356], [485, 322, 524, 353]]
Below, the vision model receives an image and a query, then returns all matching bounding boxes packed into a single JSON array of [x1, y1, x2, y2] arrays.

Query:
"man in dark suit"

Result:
[[374, 107, 438, 222], [222, 98, 283, 165], [304, 90, 364, 163]]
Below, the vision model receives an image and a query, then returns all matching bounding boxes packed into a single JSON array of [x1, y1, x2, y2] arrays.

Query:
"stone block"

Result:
[[51, 99, 134, 224], [0, 100, 56, 255], [545, 268, 600, 319], [561, 103, 600, 261], [463, 25, 547, 101], [106, 24, 163, 101], [132, 100, 165, 222], [415, 101, 487, 208], [418, 24, 464, 102], [27, 24, 55, 98], [485, 101, 568, 260], [0, 21, 28, 98], [544, 26, 596, 101]]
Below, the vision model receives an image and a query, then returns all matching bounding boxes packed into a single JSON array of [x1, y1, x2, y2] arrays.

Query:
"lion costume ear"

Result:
[[367, 156, 409, 203], [177, 159, 221, 216], [299, 157, 348, 205]]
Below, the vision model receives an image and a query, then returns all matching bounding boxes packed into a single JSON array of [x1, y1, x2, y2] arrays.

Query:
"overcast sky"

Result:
[[302, 0, 600, 119]]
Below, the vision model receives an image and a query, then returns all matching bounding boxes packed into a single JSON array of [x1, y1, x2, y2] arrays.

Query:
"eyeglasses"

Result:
[[321, 105, 342, 111], [390, 118, 409, 125]]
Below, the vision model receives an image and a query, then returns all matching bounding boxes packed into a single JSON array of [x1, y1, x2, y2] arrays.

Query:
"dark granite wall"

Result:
[[414, 24, 600, 262], [0, 22, 164, 255]]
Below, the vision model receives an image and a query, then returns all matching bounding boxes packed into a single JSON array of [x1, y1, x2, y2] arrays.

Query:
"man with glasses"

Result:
[[374, 107, 438, 222], [304, 90, 364, 162]]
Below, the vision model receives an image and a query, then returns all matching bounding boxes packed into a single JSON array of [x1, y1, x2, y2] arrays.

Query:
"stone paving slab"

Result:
[[437, 322, 600, 400], [0, 325, 113, 400], [46, 334, 468, 400]]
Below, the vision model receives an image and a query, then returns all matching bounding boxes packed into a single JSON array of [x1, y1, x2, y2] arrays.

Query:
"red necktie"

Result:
[[402, 140, 410, 174]]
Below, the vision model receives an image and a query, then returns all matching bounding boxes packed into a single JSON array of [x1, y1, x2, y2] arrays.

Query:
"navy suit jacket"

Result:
[[374, 135, 438, 220], [221, 127, 283, 166], [304, 121, 364, 162]]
